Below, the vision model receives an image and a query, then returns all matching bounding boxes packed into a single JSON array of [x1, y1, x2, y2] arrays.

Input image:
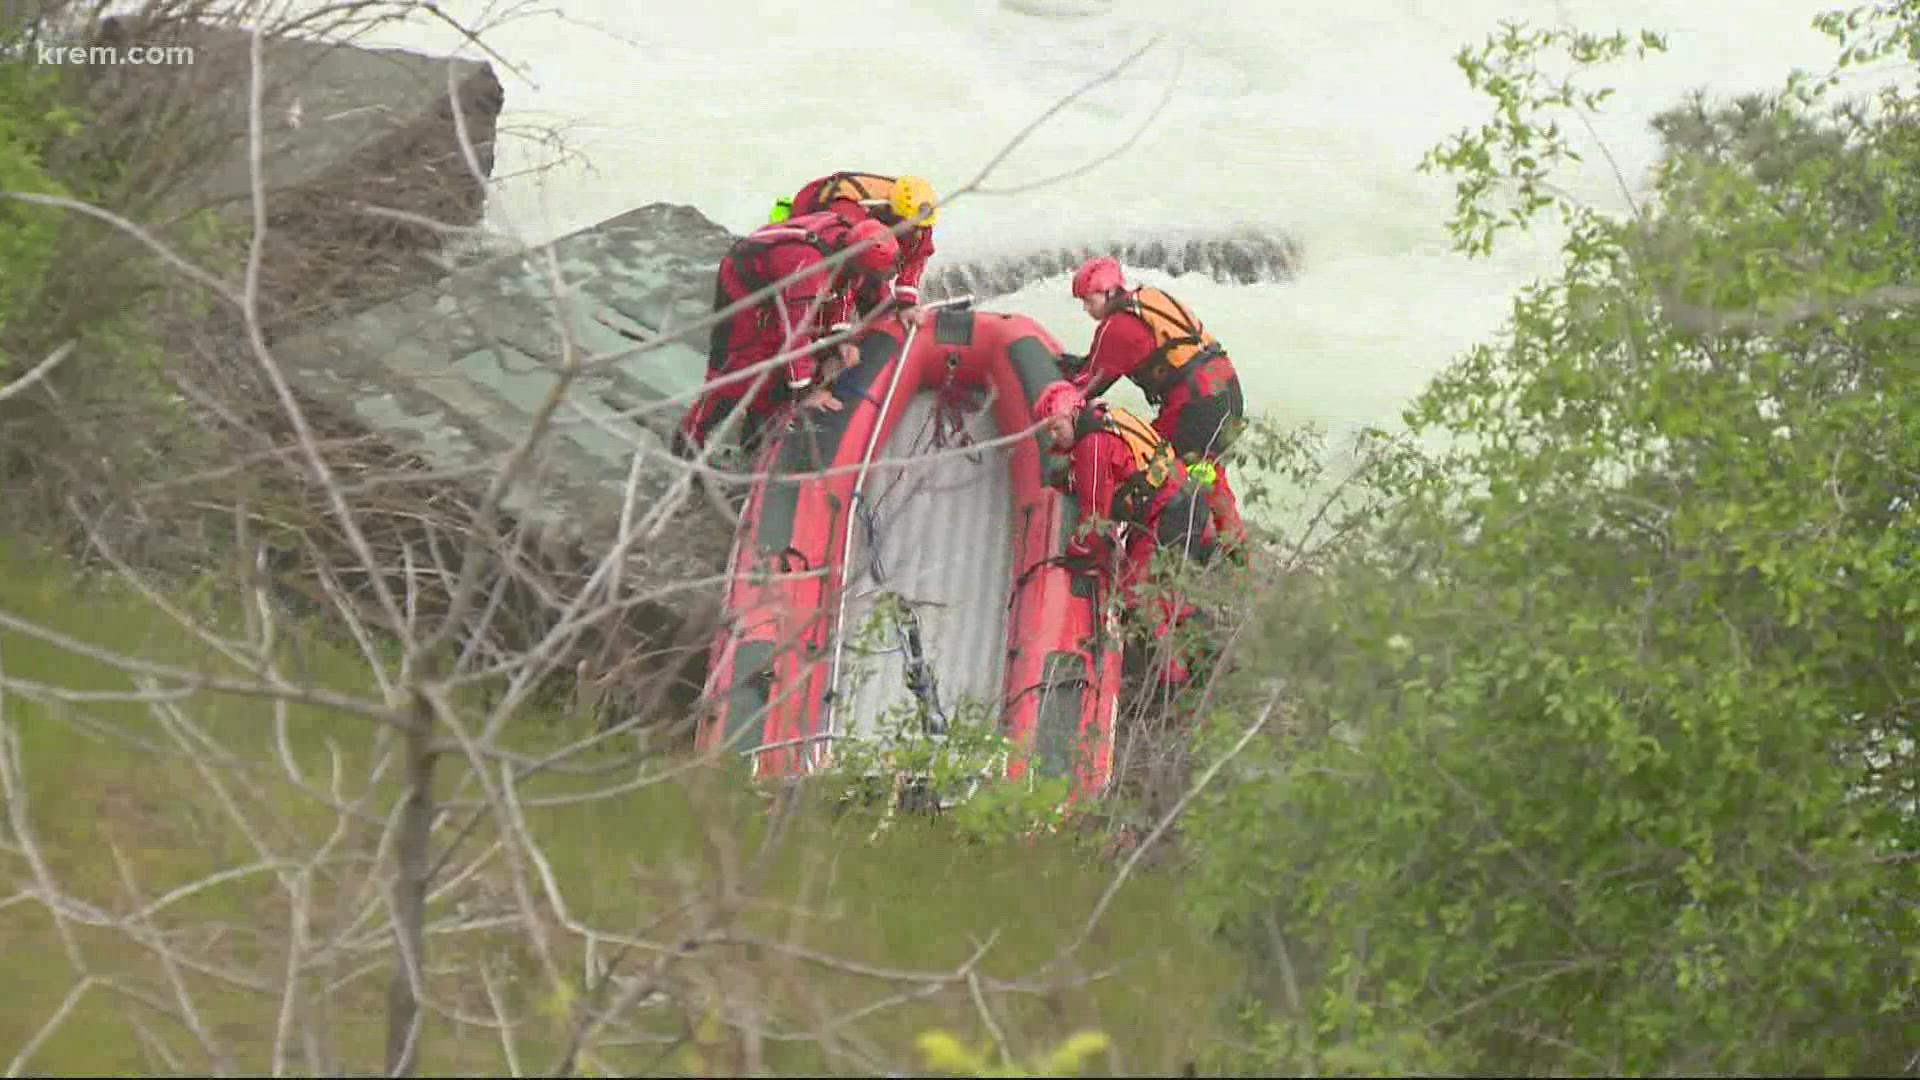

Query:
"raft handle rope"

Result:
[[930, 354, 985, 463], [840, 505, 956, 741], [867, 361, 977, 514], [852, 496, 950, 735]]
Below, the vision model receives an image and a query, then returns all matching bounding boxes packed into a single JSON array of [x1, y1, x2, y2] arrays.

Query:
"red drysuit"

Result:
[[1074, 303, 1248, 545], [679, 212, 865, 451], [1058, 417, 1216, 686]]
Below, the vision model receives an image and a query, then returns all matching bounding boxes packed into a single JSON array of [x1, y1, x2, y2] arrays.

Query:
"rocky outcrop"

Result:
[[84, 16, 504, 331], [275, 203, 739, 593]]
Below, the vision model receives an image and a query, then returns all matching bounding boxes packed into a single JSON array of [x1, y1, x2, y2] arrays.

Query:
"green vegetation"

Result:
[[0, 13, 231, 524], [1186, 9, 1920, 1076], [0, 44, 84, 375], [9, 1, 1920, 1075], [915, 1027, 1113, 1076], [0, 539, 1236, 1075]]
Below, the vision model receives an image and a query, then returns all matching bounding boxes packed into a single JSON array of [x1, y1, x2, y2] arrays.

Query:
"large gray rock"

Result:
[[275, 202, 739, 606], [83, 16, 504, 330]]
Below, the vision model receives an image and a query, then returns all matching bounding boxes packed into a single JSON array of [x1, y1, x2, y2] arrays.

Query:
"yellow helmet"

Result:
[[890, 175, 938, 228]]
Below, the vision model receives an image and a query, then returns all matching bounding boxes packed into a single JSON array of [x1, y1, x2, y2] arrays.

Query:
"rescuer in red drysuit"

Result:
[[676, 212, 900, 454], [781, 171, 939, 320], [1032, 380, 1216, 687], [1061, 256, 1248, 553]]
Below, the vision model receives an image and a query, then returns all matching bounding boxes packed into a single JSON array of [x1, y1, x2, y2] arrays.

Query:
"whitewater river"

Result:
[[329, 0, 1859, 505]]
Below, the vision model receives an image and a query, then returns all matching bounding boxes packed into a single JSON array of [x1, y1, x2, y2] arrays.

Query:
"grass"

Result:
[[0, 537, 1245, 1076]]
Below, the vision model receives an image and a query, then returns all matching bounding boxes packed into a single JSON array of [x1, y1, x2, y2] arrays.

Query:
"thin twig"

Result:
[[1055, 693, 1277, 964], [0, 341, 78, 403]]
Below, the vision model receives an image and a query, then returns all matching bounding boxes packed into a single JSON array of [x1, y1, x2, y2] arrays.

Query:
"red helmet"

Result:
[[1070, 256, 1124, 299], [1031, 380, 1084, 424], [845, 219, 900, 276]]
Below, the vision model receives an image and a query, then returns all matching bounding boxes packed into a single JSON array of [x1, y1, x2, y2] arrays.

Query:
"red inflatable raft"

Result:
[[695, 307, 1122, 802]]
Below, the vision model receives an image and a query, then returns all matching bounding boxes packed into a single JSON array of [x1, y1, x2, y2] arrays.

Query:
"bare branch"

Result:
[[240, 17, 412, 651], [107, 843, 234, 1075], [0, 608, 398, 724], [0, 341, 78, 404], [6, 976, 99, 1080], [1057, 692, 1277, 964], [972, 36, 1181, 197]]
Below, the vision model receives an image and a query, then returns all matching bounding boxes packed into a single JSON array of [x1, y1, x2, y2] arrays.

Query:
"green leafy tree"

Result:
[[1187, 9, 1920, 1075], [0, 56, 84, 376], [0, 12, 240, 541]]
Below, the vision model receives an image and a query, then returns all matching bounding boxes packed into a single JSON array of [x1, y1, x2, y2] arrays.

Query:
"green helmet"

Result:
[[769, 196, 794, 224]]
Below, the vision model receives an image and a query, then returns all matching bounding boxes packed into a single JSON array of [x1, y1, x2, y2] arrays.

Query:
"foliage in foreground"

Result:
[[0, 44, 85, 376], [0, 539, 1239, 1076], [916, 1026, 1112, 1077], [1186, 8, 1920, 1076], [1, 10, 236, 530]]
